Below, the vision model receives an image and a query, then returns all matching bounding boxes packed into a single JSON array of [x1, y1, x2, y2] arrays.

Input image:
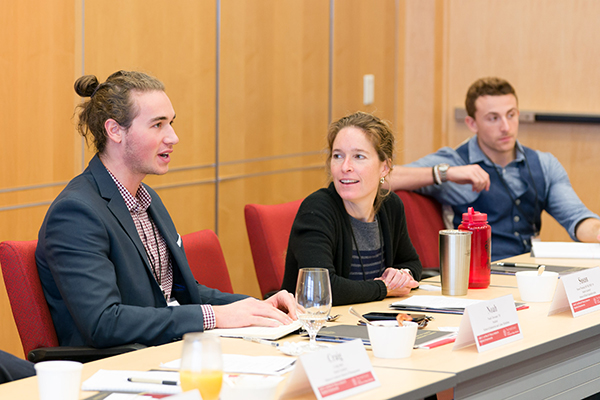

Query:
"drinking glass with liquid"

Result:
[[179, 332, 223, 400]]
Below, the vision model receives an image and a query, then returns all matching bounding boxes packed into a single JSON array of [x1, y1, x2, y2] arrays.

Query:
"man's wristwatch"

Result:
[[437, 163, 449, 183]]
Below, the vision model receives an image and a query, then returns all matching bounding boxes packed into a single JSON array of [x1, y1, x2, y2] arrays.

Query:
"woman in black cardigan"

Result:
[[281, 112, 422, 306]]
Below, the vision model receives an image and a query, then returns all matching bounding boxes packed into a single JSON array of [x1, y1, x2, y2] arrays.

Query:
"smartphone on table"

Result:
[[361, 312, 432, 328]]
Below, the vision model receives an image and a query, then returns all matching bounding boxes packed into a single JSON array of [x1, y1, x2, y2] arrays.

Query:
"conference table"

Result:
[[1, 253, 600, 400]]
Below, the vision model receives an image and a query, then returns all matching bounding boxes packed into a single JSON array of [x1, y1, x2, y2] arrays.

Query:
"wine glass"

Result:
[[295, 268, 332, 351], [179, 332, 223, 400]]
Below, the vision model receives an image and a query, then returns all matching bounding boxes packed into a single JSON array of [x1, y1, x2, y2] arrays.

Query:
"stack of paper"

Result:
[[210, 319, 302, 340], [390, 295, 527, 314]]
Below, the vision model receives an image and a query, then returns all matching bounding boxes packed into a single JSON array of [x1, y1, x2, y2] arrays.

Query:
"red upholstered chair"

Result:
[[244, 199, 303, 299], [0, 240, 57, 356], [182, 229, 234, 294], [0, 240, 143, 362], [394, 190, 446, 274]]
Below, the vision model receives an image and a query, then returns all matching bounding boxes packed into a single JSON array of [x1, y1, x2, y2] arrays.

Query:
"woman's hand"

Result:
[[375, 268, 419, 297]]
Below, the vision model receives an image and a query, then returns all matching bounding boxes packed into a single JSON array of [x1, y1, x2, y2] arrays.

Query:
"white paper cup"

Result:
[[367, 320, 418, 359], [516, 270, 559, 302], [220, 375, 283, 400], [34, 360, 83, 400]]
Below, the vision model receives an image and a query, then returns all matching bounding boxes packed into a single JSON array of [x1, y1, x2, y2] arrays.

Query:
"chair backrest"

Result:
[[244, 199, 303, 298], [0, 240, 59, 357], [182, 229, 234, 294], [394, 190, 445, 270]]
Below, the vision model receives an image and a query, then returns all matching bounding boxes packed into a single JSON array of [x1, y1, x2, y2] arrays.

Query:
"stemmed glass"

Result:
[[179, 332, 223, 400], [295, 268, 332, 351]]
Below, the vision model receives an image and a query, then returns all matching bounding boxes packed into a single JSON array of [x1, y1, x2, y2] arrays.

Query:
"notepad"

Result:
[[210, 319, 302, 340]]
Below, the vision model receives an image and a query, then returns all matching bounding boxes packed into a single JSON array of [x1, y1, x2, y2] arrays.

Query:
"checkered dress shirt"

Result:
[[106, 169, 173, 299], [106, 168, 215, 330]]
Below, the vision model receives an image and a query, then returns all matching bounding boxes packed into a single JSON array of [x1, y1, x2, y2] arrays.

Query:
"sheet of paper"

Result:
[[162, 354, 296, 376], [81, 370, 181, 395], [532, 241, 600, 259]]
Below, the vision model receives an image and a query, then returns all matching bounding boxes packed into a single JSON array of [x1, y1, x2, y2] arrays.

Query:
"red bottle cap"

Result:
[[462, 207, 487, 222]]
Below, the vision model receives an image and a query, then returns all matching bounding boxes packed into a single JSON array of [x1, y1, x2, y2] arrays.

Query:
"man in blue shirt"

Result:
[[387, 77, 600, 260]]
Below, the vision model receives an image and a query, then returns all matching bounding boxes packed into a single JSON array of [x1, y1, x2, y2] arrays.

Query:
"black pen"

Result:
[[492, 262, 544, 268], [242, 336, 280, 347], [127, 377, 179, 385]]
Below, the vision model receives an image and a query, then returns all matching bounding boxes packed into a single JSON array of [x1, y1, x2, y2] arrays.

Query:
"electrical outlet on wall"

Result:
[[363, 74, 374, 105]]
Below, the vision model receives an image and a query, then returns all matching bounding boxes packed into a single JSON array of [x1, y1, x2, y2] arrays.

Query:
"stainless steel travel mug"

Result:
[[439, 230, 472, 296]]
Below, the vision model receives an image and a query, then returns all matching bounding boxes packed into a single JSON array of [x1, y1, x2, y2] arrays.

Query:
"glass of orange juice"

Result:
[[180, 332, 223, 400]]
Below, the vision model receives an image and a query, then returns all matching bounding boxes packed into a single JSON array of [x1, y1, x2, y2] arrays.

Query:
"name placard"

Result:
[[453, 294, 523, 352], [280, 340, 380, 400], [549, 267, 600, 317]]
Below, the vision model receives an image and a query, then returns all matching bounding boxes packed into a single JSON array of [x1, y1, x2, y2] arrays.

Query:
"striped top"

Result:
[[348, 215, 385, 280]]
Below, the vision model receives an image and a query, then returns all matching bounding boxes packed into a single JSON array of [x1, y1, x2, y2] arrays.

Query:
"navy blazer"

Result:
[[36, 155, 246, 348]]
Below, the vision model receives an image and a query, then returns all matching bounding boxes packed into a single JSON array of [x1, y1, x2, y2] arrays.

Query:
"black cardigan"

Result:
[[281, 183, 422, 305]]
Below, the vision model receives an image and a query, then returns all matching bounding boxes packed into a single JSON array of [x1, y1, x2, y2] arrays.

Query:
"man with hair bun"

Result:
[[387, 77, 600, 261], [36, 70, 297, 348]]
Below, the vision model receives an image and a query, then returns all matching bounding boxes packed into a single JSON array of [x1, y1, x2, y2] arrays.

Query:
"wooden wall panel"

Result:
[[219, 0, 329, 163], [398, 0, 444, 164], [0, 0, 79, 190], [331, 0, 397, 125], [154, 184, 216, 235], [445, 0, 600, 242], [84, 0, 216, 168]]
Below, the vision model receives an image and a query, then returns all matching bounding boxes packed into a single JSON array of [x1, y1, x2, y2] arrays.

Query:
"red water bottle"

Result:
[[458, 207, 491, 289]]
